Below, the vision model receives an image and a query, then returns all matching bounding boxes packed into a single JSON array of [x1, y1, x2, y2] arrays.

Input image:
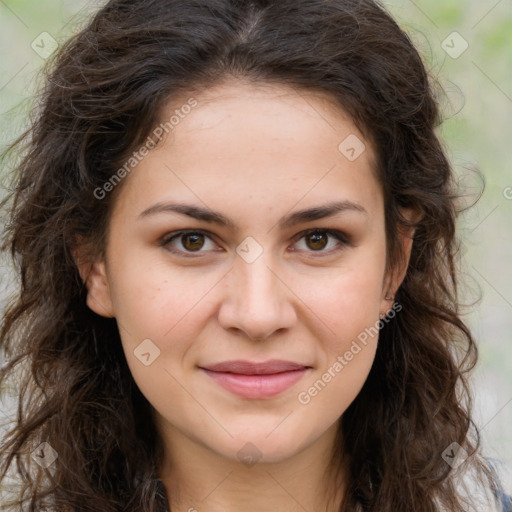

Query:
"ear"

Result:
[[72, 240, 115, 318], [380, 207, 418, 315]]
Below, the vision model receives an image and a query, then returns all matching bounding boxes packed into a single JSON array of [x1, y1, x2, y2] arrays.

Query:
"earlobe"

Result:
[[72, 244, 115, 318]]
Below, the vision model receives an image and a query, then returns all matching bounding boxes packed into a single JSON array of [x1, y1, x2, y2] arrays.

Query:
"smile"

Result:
[[200, 366, 310, 399]]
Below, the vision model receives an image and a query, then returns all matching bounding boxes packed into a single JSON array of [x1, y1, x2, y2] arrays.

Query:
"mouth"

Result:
[[198, 360, 312, 399]]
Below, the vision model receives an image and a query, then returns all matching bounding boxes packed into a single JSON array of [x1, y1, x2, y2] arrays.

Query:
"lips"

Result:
[[200, 359, 309, 375], [199, 360, 311, 399]]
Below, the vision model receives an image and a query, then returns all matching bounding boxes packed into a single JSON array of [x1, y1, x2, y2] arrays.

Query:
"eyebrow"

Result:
[[138, 200, 368, 230]]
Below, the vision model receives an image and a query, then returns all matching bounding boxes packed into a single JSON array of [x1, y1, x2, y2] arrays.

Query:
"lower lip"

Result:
[[200, 368, 309, 399]]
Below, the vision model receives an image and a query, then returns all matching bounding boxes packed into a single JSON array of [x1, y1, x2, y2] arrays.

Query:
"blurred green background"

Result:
[[0, 0, 511, 491]]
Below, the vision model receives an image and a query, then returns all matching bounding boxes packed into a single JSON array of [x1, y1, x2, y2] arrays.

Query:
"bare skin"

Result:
[[78, 79, 414, 511]]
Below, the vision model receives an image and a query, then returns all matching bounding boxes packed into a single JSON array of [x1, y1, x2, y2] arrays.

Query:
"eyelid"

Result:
[[292, 228, 350, 245], [160, 229, 219, 257], [160, 228, 351, 257], [289, 228, 350, 256]]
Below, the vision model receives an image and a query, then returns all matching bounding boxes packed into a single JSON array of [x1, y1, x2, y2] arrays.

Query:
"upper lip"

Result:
[[199, 360, 310, 375]]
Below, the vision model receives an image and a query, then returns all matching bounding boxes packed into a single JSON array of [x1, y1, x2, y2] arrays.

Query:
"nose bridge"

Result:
[[218, 248, 295, 340], [237, 253, 280, 305]]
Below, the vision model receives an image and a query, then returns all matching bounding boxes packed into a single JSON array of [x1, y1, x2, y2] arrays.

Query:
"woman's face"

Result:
[[82, 80, 412, 465]]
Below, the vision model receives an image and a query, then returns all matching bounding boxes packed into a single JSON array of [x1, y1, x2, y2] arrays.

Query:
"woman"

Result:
[[0, 0, 510, 510]]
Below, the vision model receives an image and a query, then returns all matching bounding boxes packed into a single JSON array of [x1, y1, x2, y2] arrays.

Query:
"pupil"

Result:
[[180, 232, 328, 252], [307, 232, 327, 250], [183, 233, 204, 251]]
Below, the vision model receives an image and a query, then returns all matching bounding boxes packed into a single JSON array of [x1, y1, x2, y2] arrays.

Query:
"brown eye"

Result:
[[181, 233, 205, 251], [293, 229, 349, 255], [305, 231, 329, 251], [161, 230, 217, 255]]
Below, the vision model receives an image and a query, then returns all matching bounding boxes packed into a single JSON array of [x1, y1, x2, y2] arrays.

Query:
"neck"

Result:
[[157, 421, 347, 512]]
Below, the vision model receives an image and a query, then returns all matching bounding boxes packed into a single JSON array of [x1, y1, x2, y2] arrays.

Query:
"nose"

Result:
[[217, 252, 297, 341]]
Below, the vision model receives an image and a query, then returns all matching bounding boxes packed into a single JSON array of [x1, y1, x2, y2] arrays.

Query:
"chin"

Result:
[[215, 431, 310, 466]]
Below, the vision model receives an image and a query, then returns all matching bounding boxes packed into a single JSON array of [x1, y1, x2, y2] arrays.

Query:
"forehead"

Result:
[[166, 80, 370, 156], [110, 80, 383, 225]]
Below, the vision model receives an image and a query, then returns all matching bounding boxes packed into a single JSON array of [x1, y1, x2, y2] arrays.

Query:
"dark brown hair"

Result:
[[0, 0, 503, 510]]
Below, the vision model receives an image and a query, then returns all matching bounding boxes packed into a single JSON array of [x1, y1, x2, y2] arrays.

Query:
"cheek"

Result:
[[107, 257, 225, 408], [108, 250, 213, 338], [293, 248, 385, 410], [295, 272, 382, 426], [109, 263, 210, 415], [302, 252, 386, 350]]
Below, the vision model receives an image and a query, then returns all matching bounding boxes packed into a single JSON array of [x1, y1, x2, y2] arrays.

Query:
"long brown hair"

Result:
[[0, 0, 502, 510]]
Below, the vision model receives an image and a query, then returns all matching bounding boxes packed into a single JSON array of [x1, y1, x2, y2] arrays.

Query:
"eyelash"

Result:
[[160, 228, 350, 258]]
